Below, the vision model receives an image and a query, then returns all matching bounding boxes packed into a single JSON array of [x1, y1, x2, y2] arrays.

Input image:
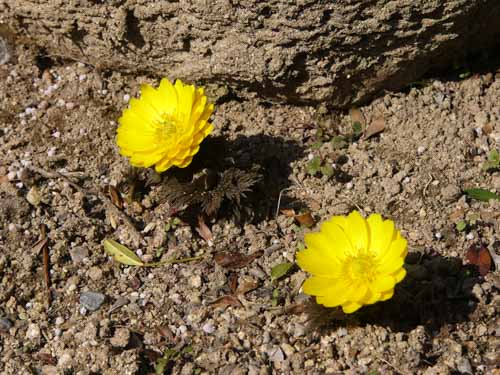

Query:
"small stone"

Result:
[[55, 317, 65, 326], [440, 184, 460, 202], [123, 94, 131, 102], [41, 366, 59, 375], [88, 266, 103, 281], [417, 146, 426, 154], [78, 74, 87, 81], [79, 291, 105, 311], [65, 102, 75, 110], [110, 327, 130, 347], [26, 186, 41, 206], [281, 343, 295, 357], [189, 275, 202, 288], [69, 246, 89, 264], [268, 347, 284, 362], [25, 323, 41, 340], [456, 358, 472, 374], [0, 317, 13, 332], [202, 322, 216, 334], [466, 233, 474, 240]]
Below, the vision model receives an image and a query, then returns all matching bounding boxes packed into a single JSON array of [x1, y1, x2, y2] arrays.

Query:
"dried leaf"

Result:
[[280, 208, 296, 217], [32, 238, 48, 255], [156, 326, 175, 342], [349, 108, 366, 130], [195, 215, 214, 246], [271, 262, 294, 281], [364, 117, 386, 139], [209, 295, 242, 308], [36, 352, 57, 365], [103, 239, 144, 266], [228, 273, 238, 294], [464, 188, 500, 202], [214, 250, 263, 269], [482, 122, 493, 135], [466, 244, 492, 276], [236, 279, 259, 295], [107, 185, 123, 209], [294, 212, 315, 228]]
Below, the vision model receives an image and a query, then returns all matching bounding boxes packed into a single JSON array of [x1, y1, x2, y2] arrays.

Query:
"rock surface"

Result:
[[2, 0, 500, 106]]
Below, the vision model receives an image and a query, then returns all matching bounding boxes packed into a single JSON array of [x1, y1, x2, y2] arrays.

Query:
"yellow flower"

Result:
[[116, 78, 214, 173], [296, 211, 407, 314]]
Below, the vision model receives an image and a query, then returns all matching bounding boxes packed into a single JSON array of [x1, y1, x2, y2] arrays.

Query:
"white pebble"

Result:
[[417, 146, 426, 155], [435, 232, 442, 239], [345, 182, 353, 190], [8, 223, 17, 232], [7, 171, 16, 180], [47, 147, 56, 157], [65, 102, 75, 110], [25, 107, 36, 115], [52, 131, 61, 138], [178, 325, 187, 335], [202, 322, 216, 334], [466, 233, 474, 240], [78, 74, 87, 81], [56, 99, 65, 107], [123, 94, 130, 103], [55, 317, 65, 325], [136, 249, 143, 257]]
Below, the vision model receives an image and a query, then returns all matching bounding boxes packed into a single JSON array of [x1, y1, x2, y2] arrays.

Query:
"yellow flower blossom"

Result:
[[116, 78, 214, 172], [296, 211, 407, 314]]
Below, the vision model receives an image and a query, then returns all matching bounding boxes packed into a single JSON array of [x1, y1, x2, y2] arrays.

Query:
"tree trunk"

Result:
[[2, 0, 500, 107]]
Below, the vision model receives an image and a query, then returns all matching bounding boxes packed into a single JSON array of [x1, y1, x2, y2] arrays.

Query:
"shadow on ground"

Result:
[[306, 251, 481, 333], [135, 134, 305, 225]]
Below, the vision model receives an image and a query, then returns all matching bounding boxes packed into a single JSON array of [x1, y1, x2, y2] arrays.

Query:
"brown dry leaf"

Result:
[[32, 238, 48, 255], [280, 208, 296, 217], [466, 244, 492, 276], [482, 123, 493, 135], [156, 326, 175, 342], [107, 185, 123, 209], [35, 352, 57, 365], [448, 208, 465, 222], [228, 273, 238, 294], [364, 117, 386, 139], [294, 212, 315, 228], [209, 295, 242, 308], [214, 250, 263, 269], [236, 279, 259, 295], [195, 215, 214, 247], [349, 107, 366, 129]]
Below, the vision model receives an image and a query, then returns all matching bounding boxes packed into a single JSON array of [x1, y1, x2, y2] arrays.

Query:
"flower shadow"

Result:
[[154, 134, 305, 224], [306, 252, 481, 333]]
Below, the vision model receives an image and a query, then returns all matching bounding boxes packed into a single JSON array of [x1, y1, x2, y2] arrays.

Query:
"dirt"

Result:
[[0, 44, 499, 374]]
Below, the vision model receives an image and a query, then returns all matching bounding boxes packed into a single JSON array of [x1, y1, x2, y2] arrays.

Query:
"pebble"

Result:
[[466, 233, 474, 240], [110, 327, 130, 347], [123, 94, 130, 102], [0, 317, 13, 332], [79, 291, 105, 311], [26, 186, 41, 206], [25, 323, 41, 340], [456, 357, 472, 374], [52, 131, 61, 138], [189, 275, 202, 288], [70, 246, 89, 264], [47, 147, 56, 157], [55, 317, 65, 326], [88, 266, 103, 281], [417, 146, 426, 154], [268, 347, 284, 362], [202, 322, 216, 334]]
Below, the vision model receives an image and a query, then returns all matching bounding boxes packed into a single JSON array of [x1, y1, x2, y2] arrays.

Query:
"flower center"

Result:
[[346, 253, 377, 282], [155, 114, 178, 147]]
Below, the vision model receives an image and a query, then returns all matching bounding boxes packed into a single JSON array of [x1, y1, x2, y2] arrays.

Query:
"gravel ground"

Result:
[[0, 44, 499, 374]]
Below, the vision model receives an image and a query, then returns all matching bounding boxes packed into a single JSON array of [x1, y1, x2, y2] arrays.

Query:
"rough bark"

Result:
[[1, 0, 500, 107]]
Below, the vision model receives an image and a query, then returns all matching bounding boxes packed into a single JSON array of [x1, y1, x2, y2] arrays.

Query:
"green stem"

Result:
[[144, 255, 205, 267]]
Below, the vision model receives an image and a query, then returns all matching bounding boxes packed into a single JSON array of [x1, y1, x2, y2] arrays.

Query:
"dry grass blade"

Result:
[[209, 295, 242, 308], [236, 280, 259, 295], [39, 224, 51, 308]]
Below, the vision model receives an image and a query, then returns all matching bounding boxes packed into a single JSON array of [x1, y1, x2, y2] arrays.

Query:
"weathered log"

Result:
[[1, 0, 500, 107]]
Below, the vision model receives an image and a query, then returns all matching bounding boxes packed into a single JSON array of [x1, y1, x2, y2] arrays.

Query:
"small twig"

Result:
[[40, 224, 51, 308], [28, 165, 144, 245], [275, 187, 294, 219], [144, 255, 205, 267], [423, 173, 433, 197], [377, 357, 409, 375]]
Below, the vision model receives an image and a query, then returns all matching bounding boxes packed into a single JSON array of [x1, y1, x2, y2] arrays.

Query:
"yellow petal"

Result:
[[175, 80, 195, 124], [175, 156, 193, 168], [370, 275, 395, 292], [367, 214, 394, 256], [314, 280, 351, 307], [392, 267, 406, 283], [379, 289, 394, 301], [140, 84, 167, 114], [158, 78, 178, 116], [361, 290, 381, 304], [344, 211, 369, 254], [302, 276, 333, 296], [296, 248, 341, 278], [341, 301, 362, 314], [376, 237, 407, 273], [304, 231, 349, 264], [347, 283, 368, 303]]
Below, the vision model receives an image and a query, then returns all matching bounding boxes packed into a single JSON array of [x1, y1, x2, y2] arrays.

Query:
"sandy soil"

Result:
[[0, 44, 499, 374]]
